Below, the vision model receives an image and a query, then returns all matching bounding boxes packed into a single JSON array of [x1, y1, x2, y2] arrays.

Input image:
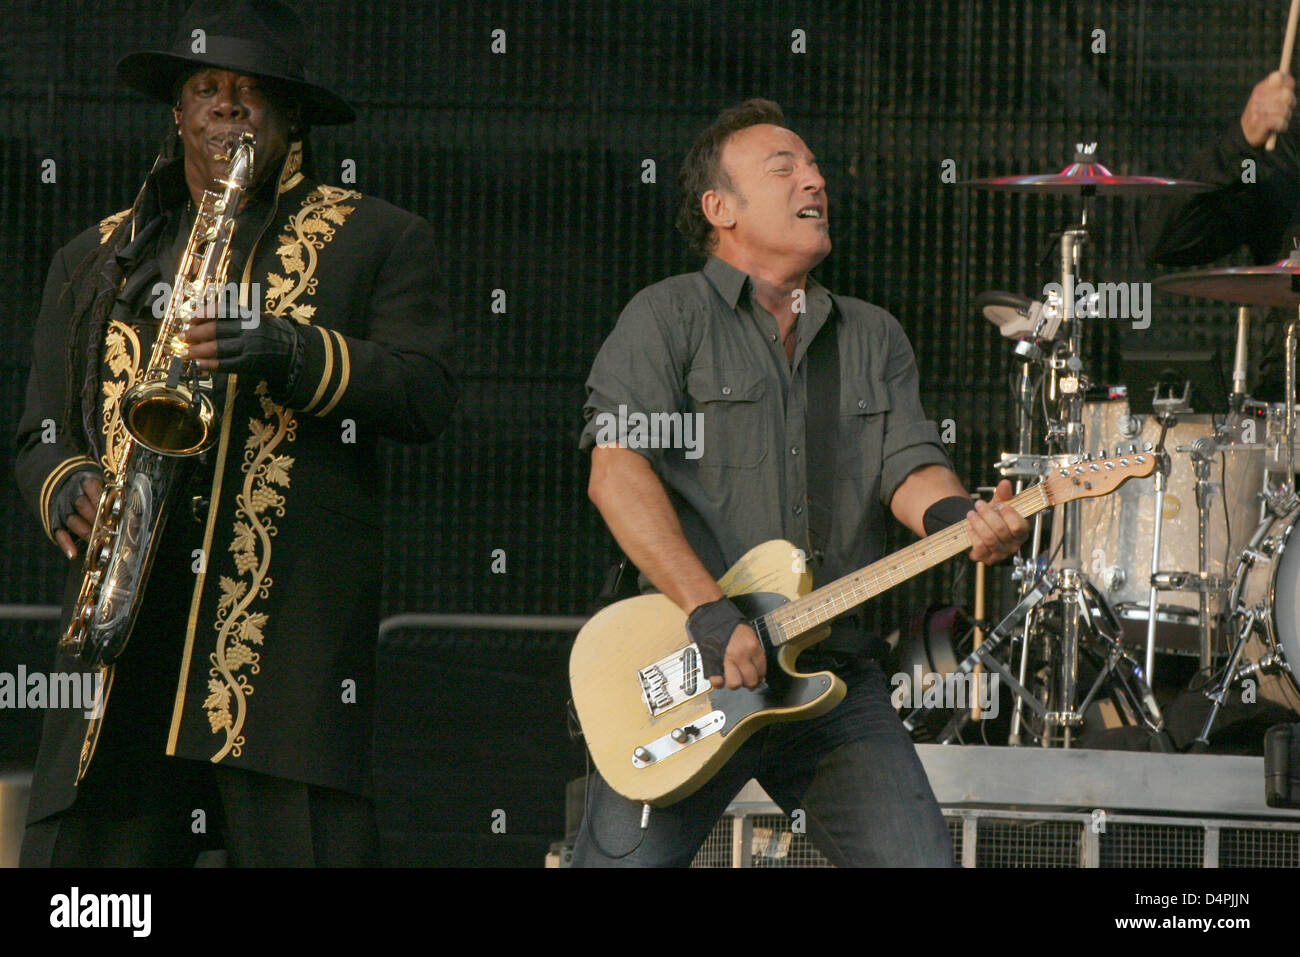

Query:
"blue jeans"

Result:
[[572, 658, 954, 867]]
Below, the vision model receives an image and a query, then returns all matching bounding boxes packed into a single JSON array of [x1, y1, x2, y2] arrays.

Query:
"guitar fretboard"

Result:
[[761, 484, 1050, 644]]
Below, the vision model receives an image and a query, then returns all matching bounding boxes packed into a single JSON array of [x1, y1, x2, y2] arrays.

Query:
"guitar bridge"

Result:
[[638, 645, 710, 717]]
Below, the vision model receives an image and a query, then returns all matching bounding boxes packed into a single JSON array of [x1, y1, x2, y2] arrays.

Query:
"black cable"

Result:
[[568, 696, 650, 862], [580, 748, 650, 862]]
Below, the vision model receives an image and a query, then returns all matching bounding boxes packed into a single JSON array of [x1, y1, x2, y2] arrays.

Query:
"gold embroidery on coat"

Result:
[[277, 141, 304, 194], [201, 184, 355, 757], [206, 382, 296, 758], [97, 209, 131, 245], [100, 320, 143, 475], [265, 184, 359, 323]]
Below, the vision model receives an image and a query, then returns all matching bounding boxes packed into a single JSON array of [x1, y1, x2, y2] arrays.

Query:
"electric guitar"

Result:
[[569, 449, 1156, 805]]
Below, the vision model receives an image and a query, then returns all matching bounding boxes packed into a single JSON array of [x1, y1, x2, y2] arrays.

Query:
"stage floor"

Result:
[[698, 745, 1300, 868]]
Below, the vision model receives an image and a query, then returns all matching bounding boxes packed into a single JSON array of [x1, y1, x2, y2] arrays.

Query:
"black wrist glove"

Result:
[[49, 467, 102, 535], [923, 495, 974, 535], [686, 597, 745, 679], [211, 314, 304, 395]]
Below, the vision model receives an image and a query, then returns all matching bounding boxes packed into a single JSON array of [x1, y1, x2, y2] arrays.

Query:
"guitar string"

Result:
[[646, 485, 1047, 700], [765, 484, 1052, 644], [654, 457, 1140, 690]]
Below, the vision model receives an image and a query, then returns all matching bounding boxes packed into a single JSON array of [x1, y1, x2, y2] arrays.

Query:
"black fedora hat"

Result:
[[117, 0, 355, 125]]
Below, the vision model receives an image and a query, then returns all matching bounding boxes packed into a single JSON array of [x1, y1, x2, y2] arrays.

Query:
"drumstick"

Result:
[[1266, 0, 1300, 151]]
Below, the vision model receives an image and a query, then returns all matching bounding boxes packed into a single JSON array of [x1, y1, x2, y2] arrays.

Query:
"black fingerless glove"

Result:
[[923, 495, 974, 535], [686, 597, 745, 679], [212, 314, 304, 395], [48, 467, 102, 536]]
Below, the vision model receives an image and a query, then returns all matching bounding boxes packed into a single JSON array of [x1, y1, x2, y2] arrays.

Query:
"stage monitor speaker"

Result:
[[374, 627, 586, 866]]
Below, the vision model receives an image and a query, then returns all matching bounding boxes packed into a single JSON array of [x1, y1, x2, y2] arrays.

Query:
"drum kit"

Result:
[[947, 145, 1300, 751]]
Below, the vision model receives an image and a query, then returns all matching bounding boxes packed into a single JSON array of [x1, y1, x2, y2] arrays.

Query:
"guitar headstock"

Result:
[[1041, 445, 1156, 505]]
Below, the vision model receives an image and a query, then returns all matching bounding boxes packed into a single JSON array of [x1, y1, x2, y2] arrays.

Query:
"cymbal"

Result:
[[964, 158, 1214, 196], [1154, 258, 1300, 308]]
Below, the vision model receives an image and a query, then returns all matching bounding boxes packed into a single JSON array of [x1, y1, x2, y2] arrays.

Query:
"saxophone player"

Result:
[[13, 0, 456, 866]]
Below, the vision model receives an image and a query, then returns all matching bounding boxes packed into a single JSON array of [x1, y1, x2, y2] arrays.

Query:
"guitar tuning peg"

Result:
[[1099, 448, 1109, 460]]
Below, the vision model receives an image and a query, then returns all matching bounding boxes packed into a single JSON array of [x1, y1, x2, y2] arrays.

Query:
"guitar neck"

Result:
[[762, 484, 1050, 645]]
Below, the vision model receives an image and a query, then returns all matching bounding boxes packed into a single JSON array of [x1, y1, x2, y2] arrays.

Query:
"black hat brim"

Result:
[[117, 50, 355, 126]]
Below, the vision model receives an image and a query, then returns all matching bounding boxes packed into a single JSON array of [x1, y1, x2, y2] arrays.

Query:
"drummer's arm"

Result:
[[1143, 73, 1300, 267]]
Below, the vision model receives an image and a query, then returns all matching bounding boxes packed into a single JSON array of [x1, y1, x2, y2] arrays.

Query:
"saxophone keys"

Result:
[[101, 485, 123, 521], [93, 537, 113, 571]]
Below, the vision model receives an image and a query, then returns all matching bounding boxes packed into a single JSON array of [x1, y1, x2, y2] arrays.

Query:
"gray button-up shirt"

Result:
[[580, 255, 950, 592]]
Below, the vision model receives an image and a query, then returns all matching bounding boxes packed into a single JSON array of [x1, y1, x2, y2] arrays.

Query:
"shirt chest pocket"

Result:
[[685, 367, 768, 468], [836, 384, 890, 477]]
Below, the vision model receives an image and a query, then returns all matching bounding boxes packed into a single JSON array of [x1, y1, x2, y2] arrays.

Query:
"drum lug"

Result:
[[1101, 565, 1126, 591], [1116, 414, 1141, 438]]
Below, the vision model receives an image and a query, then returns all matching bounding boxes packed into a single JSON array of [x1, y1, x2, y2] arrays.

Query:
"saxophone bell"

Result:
[[121, 377, 218, 457]]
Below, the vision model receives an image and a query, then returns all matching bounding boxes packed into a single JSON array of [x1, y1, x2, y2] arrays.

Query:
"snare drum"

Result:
[[1051, 398, 1265, 655]]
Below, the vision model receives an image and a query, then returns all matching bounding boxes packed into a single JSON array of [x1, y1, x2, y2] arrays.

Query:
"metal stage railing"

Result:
[[0, 604, 589, 636], [0, 605, 60, 622]]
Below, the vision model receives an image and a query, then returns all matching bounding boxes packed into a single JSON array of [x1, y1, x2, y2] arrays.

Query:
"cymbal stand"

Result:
[[1142, 408, 1176, 683], [1033, 199, 1164, 744], [1007, 322, 1051, 746], [1046, 222, 1090, 746]]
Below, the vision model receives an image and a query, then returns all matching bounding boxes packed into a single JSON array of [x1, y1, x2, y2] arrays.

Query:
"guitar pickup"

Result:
[[639, 645, 710, 717], [680, 646, 699, 696]]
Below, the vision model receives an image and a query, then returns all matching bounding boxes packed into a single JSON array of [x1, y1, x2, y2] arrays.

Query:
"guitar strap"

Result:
[[803, 300, 839, 581]]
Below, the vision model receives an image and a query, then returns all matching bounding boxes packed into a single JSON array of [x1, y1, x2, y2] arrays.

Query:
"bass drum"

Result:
[[1234, 508, 1300, 699], [1052, 398, 1264, 655]]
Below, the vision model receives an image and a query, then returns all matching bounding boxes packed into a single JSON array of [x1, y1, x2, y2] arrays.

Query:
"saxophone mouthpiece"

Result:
[[210, 131, 254, 163]]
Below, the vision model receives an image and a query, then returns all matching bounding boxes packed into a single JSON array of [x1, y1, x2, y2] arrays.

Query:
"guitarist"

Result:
[[576, 99, 1029, 867]]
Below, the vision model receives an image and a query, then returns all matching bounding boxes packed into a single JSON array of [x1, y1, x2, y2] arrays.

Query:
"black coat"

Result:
[[14, 143, 456, 823]]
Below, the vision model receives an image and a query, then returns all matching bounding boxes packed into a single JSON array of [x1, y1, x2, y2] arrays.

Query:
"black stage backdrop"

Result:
[[0, 1, 1286, 860]]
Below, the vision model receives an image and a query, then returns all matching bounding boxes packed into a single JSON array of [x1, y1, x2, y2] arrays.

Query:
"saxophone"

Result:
[[60, 132, 256, 666]]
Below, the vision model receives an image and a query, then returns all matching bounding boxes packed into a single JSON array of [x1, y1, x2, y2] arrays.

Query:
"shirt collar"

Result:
[[702, 255, 749, 309], [702, 255, 833, 322]]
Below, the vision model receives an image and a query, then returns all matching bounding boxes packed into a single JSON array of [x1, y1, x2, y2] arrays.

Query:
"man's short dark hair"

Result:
[[676, 98, 788, 259]]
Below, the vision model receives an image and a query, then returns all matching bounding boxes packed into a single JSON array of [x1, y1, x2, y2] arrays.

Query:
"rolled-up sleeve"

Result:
[[580, 286, 691, 464], [877, 313, 951, 505]]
